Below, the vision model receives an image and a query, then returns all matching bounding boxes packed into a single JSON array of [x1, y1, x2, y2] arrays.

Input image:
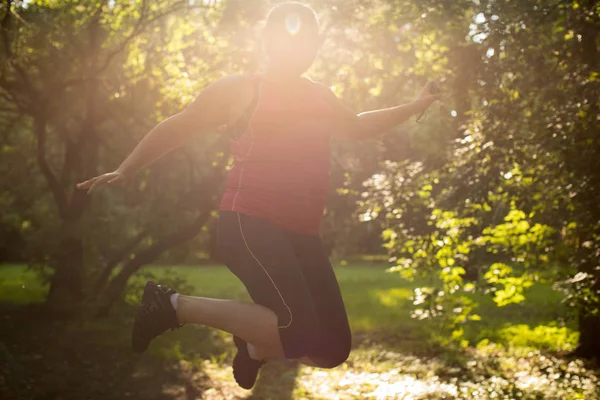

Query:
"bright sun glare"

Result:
[[285, 13, 301, 36]]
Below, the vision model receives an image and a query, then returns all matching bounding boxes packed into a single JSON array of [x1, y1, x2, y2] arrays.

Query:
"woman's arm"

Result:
[[316, 82, 440, 141], [77, 75, 254, 193]]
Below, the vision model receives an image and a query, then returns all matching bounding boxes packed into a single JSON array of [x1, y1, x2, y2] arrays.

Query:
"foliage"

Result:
[[360, 0, 600, 357], [0, 0, 255, 310]]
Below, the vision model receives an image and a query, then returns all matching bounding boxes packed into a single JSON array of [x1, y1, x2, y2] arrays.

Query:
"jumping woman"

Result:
[[77, 2, 439, 389]]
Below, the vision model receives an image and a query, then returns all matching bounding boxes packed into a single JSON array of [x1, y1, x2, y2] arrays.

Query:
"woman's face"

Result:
[[263, 13, 321, 76]]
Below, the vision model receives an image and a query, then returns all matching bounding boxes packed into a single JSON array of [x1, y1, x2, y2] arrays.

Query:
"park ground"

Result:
[[1, 263, 599, 400]]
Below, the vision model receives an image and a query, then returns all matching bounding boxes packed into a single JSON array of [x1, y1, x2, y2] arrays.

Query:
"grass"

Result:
[[0, 263, 574, 345], [0, 263, 597, 400], [0, 265, 47, 304]]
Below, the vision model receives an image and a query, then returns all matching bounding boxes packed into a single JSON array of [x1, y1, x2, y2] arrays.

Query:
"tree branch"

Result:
[[95, 209, 212, 316], [51, 1, 209, 94], [1, 2, 36, 99], [95, 163, 226, 315], [93, 0, 188, 77], [33, 116, 69, 219], [0, 77, 31, 113], [90, 230, 147, 299]]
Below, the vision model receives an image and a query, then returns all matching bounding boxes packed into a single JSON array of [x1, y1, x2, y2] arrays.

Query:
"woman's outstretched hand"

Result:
[[76, 170, 127, 194], [415, 81, 441, 110]]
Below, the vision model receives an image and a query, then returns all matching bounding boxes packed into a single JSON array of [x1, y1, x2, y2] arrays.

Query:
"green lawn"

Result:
[[0, 263, 577, 348], [1, 264, 596, 400], [0, 264, 48, 304]]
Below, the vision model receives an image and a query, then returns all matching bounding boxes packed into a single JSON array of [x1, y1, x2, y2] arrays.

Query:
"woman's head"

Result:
[[262, 2, 321, 77]]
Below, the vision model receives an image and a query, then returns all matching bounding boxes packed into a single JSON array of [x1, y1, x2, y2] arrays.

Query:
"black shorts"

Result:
[[217, 211, 351, 368]]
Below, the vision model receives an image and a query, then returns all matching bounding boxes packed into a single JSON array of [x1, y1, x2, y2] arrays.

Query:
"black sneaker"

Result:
[[132, 280, 180, 353], [233, 335, 265, 389]]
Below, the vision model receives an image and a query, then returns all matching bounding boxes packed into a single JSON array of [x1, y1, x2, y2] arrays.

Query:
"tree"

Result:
[[362, 0, 600, 358], [0, 0, 247, 311]]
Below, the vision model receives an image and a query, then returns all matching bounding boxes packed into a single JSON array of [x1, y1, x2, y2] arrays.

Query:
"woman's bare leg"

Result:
[[177, 295, 286, 358], [177, 295, 322, 365]]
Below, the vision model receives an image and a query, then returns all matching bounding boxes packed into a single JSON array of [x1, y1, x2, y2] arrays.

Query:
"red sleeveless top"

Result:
[[219, 76, 337, 234]]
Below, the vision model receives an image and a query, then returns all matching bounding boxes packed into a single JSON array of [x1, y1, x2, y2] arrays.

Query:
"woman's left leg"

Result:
[[285, 231, 352, 368], [239, 232, 352, 368]]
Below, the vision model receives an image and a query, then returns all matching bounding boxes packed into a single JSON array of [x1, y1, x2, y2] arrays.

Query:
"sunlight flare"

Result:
[[285, 13, 301, 35]]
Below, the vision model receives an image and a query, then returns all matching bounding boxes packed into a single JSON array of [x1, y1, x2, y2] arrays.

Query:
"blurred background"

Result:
[[0, 0, 598, 399]]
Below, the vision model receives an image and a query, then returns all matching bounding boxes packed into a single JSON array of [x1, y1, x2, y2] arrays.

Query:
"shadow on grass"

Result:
[[0, 303, 218, 400], [2, 301, 598, 400]]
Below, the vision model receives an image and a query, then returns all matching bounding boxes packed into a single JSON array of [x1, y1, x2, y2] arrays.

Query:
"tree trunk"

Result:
[[573, 0, 600, 362], [576, 256, 600, 360], [577, 307, 600, 360], [46, 220, 85, 310]]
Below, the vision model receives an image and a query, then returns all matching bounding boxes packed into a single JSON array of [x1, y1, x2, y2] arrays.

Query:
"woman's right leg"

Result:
[[176, 295, 285, 358], [132, 211, 321, 389]]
